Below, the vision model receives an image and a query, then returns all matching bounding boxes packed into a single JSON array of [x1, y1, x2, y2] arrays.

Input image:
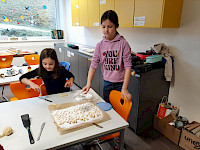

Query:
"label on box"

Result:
[[179, 128, 200, 150]]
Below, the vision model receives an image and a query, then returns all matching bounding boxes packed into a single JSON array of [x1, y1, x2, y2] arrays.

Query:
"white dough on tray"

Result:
[[52, 102, 103, 129]]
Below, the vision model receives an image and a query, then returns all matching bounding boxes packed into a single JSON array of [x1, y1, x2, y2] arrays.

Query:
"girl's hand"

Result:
[[64, 80, 73, 87], [29, 82, 40, 93], [82, 84, 91, 94], [121, 89, 132, 102]]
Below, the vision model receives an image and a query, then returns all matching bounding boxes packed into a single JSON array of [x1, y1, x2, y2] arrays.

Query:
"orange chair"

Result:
[[10, 78, 43, 101], [97, 90, 132, 149], [0, 55, 14, 101], [24, 54, 40, 65], [40, 83, 47, 96], [0, 55, 13, 68]]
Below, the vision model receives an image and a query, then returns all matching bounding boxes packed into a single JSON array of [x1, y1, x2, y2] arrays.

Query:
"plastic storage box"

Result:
[[146, 55, 162, 63]]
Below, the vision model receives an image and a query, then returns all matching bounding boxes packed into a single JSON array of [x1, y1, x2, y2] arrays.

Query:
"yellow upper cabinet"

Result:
[[115, 0, 135, 27], [79, 0, 89, 26], [88, 0, 100, 27], [162, 0, 183, 28], [134, 0, 183, 28], [71, 0, 88, 26], [100, 0, 114, 21], [72, 0, 183, 28], [71, 0, 79, 26]]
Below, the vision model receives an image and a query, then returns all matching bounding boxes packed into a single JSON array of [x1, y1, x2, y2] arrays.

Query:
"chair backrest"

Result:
[[24, 54, 40, 65], [0, 55, 13, 69], [60, 61, 70, 71], [40, 83, 47, 96], [109, 90, 132, 121], [10, 78, 43, 100]]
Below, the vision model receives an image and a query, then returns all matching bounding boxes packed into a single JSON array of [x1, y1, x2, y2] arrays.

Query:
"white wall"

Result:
[[64, 0, 200, 122]]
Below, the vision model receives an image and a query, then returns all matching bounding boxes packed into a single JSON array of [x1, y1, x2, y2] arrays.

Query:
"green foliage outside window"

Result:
[[0, 0, 56, 37]]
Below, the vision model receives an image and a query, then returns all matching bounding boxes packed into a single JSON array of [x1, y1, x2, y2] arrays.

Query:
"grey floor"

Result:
[[0, 85, 183, 150]]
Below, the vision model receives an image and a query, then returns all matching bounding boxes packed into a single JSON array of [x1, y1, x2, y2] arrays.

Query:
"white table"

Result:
[[0, 65, 38, 86], [0, 65, 38, 101], [0, 89, 128, 150]]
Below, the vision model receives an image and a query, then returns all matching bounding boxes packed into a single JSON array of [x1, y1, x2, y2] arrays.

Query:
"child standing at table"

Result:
[[20, 48, 74, 95], [82, 10, 132, 102]]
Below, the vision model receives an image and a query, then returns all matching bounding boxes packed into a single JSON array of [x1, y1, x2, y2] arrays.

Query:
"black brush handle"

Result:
[[44, 98, 52, 102], [27, 127, 35, 144]]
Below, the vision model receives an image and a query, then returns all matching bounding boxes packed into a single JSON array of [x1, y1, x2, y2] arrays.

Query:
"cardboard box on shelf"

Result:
[[179, 122, 200, 150], [154, 114, 181, 145]]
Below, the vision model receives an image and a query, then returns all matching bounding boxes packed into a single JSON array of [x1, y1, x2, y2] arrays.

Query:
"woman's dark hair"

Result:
[[38, 48, 62, 79], [101, 10, 119, 28]]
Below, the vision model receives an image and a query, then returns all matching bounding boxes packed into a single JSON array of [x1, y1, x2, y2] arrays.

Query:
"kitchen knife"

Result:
[[37, 122, 45, 141], [21, 114, 35, 144]]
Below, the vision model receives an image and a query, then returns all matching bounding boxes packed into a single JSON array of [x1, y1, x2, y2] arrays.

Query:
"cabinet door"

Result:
[[55, 46, 63, 62], [54, 45, 60, 61], [99, 68, 104, 98], [64, 50, 71, 65], [88, 0, 100, 27], [79, 0, 88, 26], [162, 0, 183, 28], [87, 59, 100, 95], [71, 0, 80, 26], [134, 0, 163, 28], [100, 0, 114, 21], [60, 48, 65, 62], [115, 0, 134, 27], [70, 52, 79, 86], [127, 74, 140, 132], [79, 56, 88, 88]]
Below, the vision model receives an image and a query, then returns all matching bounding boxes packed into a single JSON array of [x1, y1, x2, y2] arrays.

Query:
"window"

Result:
[[0, 0, 57, 40]]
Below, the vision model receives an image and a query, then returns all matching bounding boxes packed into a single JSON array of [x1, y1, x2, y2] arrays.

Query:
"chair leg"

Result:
[[96, 140, 104, 150], [119, 129, 125, 150], [2, 87, 9, 102]]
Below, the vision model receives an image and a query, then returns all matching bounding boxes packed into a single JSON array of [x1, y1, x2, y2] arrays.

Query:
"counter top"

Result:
[[54, 43, 95, 58]]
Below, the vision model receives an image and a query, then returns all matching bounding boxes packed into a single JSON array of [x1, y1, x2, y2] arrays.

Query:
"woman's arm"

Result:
[[82, 68, 96, 93], [121, 68, 132, 101]]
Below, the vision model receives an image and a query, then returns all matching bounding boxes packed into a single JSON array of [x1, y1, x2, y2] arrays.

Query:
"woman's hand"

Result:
[[121, 89, 132, 102], [82, 84, 91, 94], [29, 82, 40, 93]]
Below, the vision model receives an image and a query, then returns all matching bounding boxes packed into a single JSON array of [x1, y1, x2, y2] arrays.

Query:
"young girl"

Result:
[[20, 48, 74, 95], [82, 10, 132, 102]]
